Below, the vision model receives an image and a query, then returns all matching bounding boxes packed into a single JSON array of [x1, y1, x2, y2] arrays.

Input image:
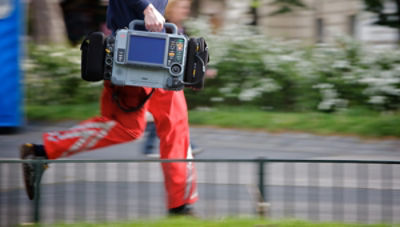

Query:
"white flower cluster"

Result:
[[25, 44, 102, 105], [26, 20, 400, 111], [186, 19, 400, 111]]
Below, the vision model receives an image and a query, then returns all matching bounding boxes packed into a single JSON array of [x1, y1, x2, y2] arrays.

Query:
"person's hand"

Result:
[[143, 4, 165, 32], [205, 68, 218, 79]]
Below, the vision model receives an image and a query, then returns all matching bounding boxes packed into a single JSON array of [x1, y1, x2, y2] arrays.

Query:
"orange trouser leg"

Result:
[[148, 89, 198, 209], [43, 82, 198, 209], [43, 82, 148, 159]]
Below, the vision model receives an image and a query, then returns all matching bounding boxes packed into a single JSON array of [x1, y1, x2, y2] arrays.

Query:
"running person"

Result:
[[21, 0, 198, 215]]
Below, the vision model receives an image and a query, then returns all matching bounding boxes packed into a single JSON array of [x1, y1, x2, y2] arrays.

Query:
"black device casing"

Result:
[[184, 37, 209, 89], [80, 32, 107, 82]]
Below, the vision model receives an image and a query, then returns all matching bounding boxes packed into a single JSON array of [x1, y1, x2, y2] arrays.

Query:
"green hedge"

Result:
[[185, 21, 400, 112], [25, 22, 400, 113], [24, 44, 102, 105]]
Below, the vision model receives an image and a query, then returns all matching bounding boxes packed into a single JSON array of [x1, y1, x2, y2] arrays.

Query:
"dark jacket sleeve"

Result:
[[126, 0, 151, 13]]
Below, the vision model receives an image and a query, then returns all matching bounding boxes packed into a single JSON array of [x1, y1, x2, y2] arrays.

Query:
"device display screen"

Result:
[[128, 35, 166, 65]]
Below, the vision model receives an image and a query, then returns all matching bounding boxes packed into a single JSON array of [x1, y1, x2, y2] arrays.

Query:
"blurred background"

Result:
[[25, 0, 400, 46], [1, 1, 400, 225], [1, 0, 396, 137]]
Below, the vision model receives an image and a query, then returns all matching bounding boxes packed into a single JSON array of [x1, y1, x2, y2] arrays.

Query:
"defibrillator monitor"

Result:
[[111, 20, 188, 90], [81, 20, 209, 90]]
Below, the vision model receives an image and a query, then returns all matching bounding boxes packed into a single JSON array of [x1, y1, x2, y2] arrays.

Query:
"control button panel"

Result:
[[117, 49, 125, 63], [167, 38, 185, 66]]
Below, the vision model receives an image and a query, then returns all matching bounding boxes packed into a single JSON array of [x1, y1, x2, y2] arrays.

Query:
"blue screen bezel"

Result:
[[127, 34, 166, 67]]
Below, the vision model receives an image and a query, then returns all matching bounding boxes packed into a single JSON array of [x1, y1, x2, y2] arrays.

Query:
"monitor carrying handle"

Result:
[[129, 20, 178, 35]]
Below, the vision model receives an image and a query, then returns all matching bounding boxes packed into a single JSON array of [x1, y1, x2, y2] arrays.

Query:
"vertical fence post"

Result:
[[257, 158, 269, 217], [258, 158, 265, 201], [33, 160, 45, 223]]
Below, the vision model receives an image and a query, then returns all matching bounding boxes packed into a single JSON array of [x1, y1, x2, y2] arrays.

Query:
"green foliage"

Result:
[[24, 44, 102, 105], [268, 0, 307, 15], [185, 21, 400, 112], [364, 0, 400, 30], [365, 0, 385, 13], [24, 21, 400, 114]]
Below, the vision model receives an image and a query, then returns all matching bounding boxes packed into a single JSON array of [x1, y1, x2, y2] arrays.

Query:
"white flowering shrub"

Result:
[[25, 44, 102, 105], [25, 20, 400, 112], [185, 20, 400, 111]]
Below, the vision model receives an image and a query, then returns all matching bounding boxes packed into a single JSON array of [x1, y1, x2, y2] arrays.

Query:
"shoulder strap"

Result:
[[112, 88, 155, 113]]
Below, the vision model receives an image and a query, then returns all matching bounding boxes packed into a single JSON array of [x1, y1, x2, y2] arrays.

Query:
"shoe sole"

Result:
[[20, 144, 48, 200], [20, 144, 35, 200]]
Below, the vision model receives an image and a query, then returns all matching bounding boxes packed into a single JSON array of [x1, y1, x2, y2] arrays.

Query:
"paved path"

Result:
[[1, 121, 400, 225], [1, 121, 399, 160]]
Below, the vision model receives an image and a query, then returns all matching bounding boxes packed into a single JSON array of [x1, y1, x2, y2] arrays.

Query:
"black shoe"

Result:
[[168, 204, 195, 217], [20, 143, 48, 200]]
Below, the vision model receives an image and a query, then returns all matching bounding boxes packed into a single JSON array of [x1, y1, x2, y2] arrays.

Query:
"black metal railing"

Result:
[[0, 159, 399, 226]]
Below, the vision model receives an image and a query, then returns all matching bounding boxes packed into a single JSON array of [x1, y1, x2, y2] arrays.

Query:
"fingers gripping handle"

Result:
[[129, 20, 178, 34]]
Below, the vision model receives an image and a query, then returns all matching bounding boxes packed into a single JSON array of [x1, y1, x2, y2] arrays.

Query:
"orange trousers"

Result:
[[43, 81, 198, 209]]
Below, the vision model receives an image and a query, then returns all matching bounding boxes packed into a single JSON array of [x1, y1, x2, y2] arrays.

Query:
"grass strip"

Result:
[[26, 103, 100, 121], [26, 104, 400, 138], [189, 107, 400, 138], [37, 217, 397, 227]]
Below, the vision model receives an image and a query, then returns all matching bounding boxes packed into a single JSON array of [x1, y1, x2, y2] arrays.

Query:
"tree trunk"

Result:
[[31, 0, 67, 44]]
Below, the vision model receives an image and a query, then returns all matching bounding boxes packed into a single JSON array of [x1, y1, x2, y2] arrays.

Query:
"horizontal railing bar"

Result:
[[1, 158, 400, 164]]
